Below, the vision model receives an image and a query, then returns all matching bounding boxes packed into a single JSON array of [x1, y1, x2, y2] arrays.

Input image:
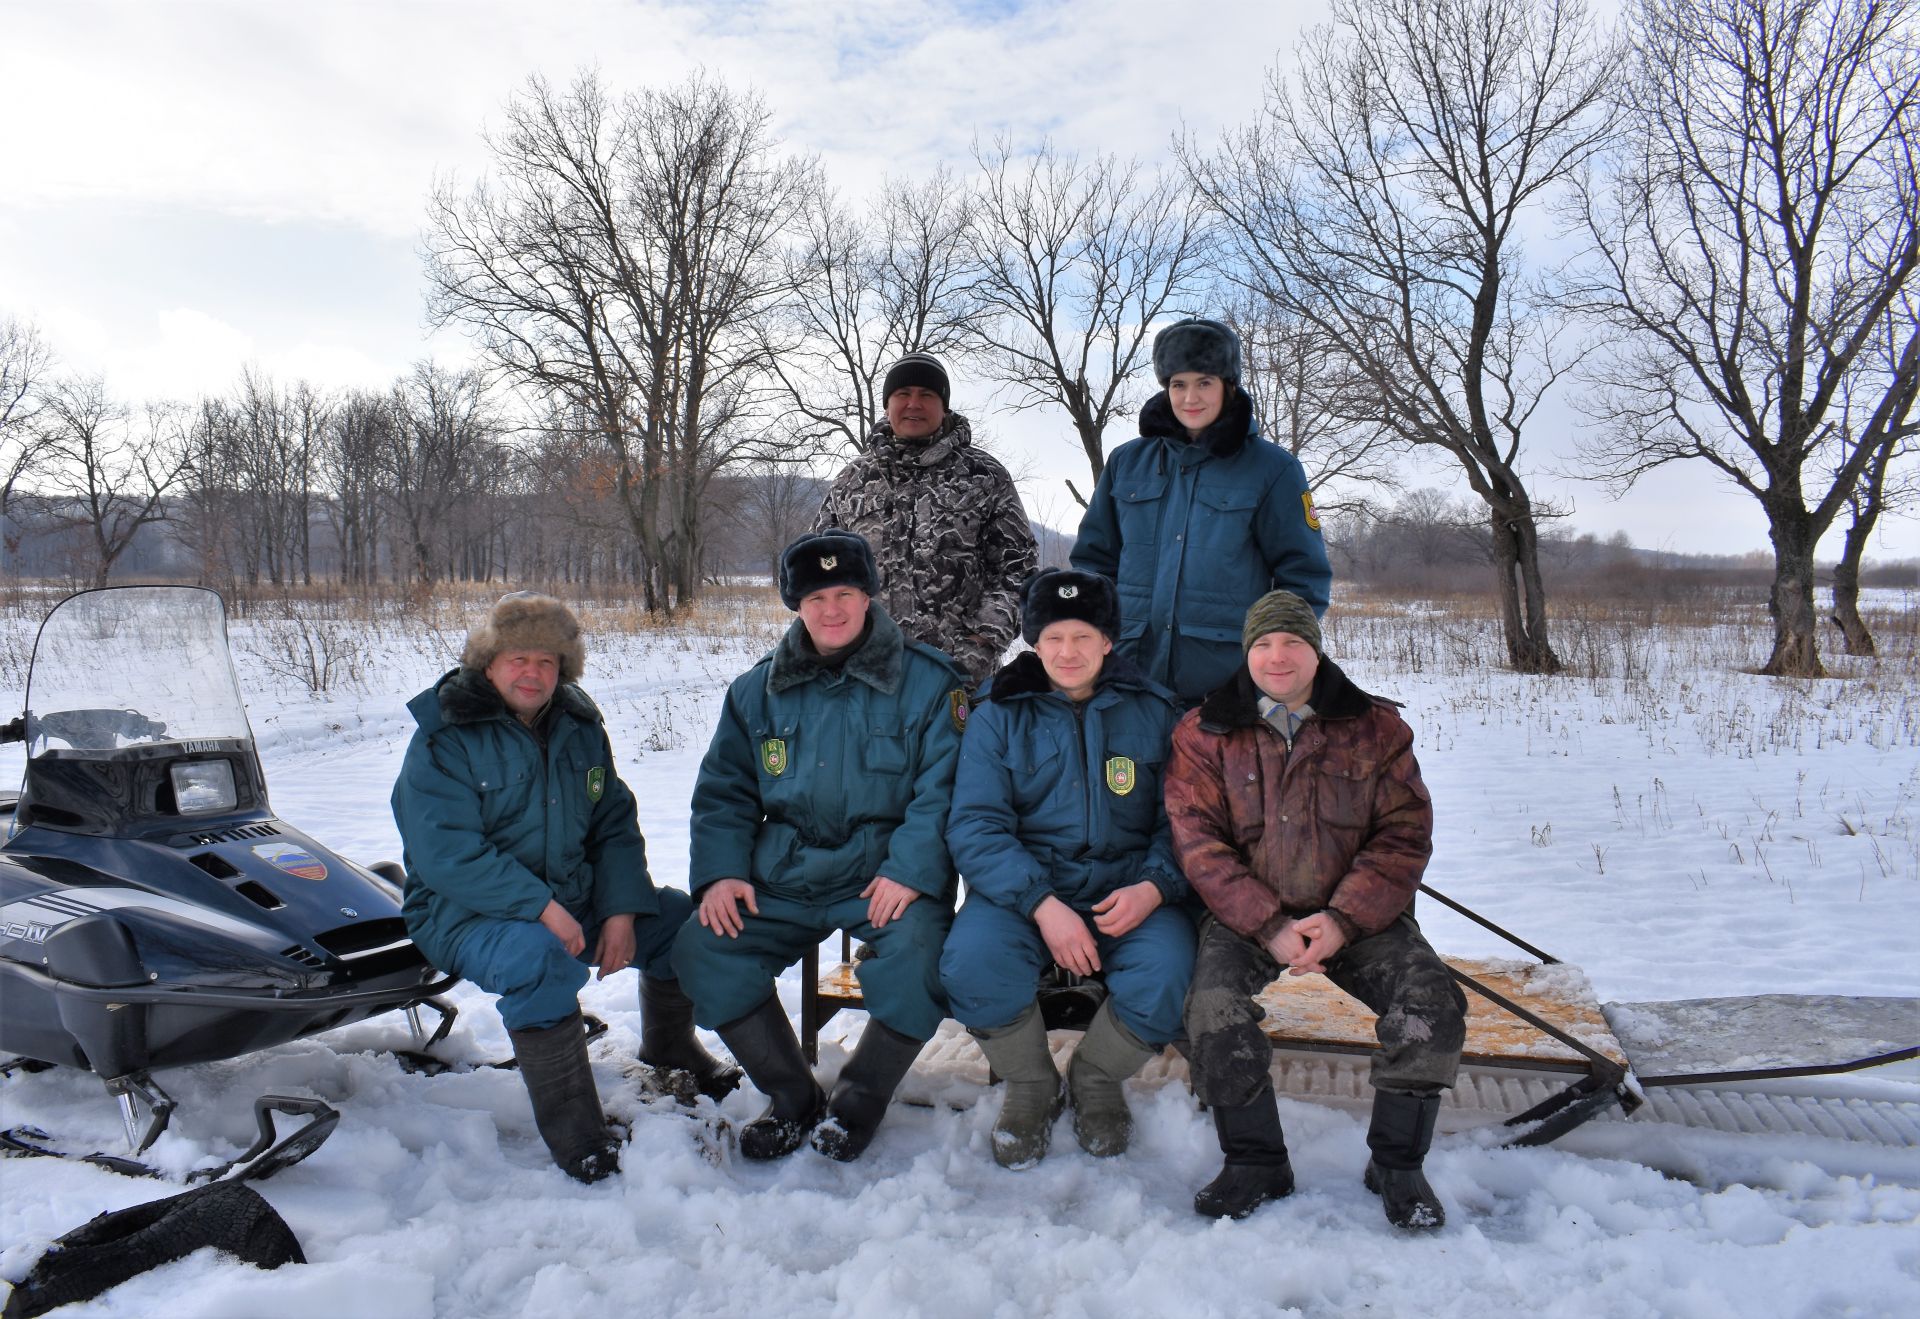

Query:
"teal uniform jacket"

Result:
[[946, 651, 1185, 916], [392, 667, 657, 969], [689, 607, 968, 903], [1072, 390, 1332, 703]]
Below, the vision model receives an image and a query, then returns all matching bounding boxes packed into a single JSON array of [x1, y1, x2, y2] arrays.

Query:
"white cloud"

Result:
[[2, 0, 1911, 558]]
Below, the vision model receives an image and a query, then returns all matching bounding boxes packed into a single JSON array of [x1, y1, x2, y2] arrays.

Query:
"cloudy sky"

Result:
[[3, 0, 1907, 558]]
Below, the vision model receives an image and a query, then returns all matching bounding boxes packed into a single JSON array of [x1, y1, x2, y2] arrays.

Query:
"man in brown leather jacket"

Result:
[[1165, 590, 1465, 1231]]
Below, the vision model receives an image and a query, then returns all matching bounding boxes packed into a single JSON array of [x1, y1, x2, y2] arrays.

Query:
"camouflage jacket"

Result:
[[815, 413, 1038, 688]]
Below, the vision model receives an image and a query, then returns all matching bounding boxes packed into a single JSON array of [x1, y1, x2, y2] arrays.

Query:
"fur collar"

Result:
[[431, 666, 599, 728], [1138, 388, 1255, 459], [1194, 657, 1378, 731], [768, 606, 906, 695], [981, 648, 1164, 705]]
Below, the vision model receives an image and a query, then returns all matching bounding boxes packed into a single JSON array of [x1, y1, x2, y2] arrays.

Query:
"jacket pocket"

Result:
[[1193, 483, 1260, 529], [863, 721, 910, 775], [1003, 740, 1064, 803], [470, 760, 531, 794], [1316, 760, 1377, 830], [1114, 472, 1169, 552]]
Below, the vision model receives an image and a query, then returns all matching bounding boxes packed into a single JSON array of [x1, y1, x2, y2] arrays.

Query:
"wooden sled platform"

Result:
[[799, 886, 1917, 1149]]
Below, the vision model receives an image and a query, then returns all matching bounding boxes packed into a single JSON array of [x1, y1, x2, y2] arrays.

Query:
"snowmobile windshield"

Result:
[[23, 587, 253, 757]]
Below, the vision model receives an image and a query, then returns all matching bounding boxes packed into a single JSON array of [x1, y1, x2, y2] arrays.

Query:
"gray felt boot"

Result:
[[1066, 999, 1156, 1157], [972, 1003, 1066, 1170]]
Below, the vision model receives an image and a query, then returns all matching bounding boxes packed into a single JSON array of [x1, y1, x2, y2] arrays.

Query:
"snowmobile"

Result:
[[0, 585, 457, 1180]]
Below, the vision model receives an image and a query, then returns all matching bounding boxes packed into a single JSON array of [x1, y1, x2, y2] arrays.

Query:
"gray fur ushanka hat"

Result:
[[1152, 317, 1242, 386], [461, 592, 586, 683]]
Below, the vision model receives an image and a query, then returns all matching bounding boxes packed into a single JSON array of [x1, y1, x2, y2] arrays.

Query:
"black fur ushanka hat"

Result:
[[1020, 567, 1119, 644], [778, 529, 881, 609], [1152, 317, 1242, 386]]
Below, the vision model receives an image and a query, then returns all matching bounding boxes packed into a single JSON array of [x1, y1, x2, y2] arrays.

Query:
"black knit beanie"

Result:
[[881, 352, 951, 407]]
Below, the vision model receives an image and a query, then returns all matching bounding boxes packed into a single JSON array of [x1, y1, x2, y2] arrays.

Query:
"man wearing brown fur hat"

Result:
[[392, 592, 736, 1184]]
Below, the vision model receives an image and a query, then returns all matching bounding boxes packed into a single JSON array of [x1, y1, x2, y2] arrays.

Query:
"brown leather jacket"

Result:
[[1165, 659, 1432, 944]]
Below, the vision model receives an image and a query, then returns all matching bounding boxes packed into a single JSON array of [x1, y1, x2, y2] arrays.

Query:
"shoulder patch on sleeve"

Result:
[[1302, 490, 1322, 532], [949, 688, 970, 732]]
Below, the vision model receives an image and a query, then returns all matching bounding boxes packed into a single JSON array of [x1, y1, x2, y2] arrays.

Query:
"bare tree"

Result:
[[427, 70, 813, 613], [1224, 291, 1400, 515], [318, 390, 393, 586], [381, 362, 501, 589], [967, 136, 1214, 505], [37, 377, 188, 587], [773, 169, 976, 454], [1829, 296, 1920, 653], [1187, 0, 1620, 673], [1575, 0, 1920, 676], [1, 315, 55, 572]]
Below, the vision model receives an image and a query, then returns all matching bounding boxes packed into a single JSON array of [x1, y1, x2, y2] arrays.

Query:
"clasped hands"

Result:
[[1264, 910, 1348, 976]]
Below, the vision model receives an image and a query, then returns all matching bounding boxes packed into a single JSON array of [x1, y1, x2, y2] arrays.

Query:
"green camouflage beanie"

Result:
[[1242, 590, 1322, 655]]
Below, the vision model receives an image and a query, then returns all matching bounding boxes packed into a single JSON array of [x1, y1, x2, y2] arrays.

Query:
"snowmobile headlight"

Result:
[[170, 760, 236, 815]]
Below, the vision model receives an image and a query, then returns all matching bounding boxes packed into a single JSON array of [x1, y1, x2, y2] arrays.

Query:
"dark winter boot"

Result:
[[1364, 1090, 1446, 1231], [508, 1013, 621, 1184], [715, 996, 826, 1161], [1066, 999, 1155, 1157], [810, 1020, 926, 1162], [638, 975, 744, 1101], [1193, 1094, 1295, 1219], [971, 1003, 1066, 1170]]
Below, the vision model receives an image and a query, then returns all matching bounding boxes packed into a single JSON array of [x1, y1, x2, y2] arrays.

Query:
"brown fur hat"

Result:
[[461, 592, 586, 683]]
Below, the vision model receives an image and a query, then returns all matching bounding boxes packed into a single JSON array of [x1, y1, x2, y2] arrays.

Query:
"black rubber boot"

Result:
[[508, 1013, 620, 1183], [1364, 1090, 1446, 1231], [715, 996, 825, 1160], [639, 975, 744, 1101], [1193, 1093, 1295, 1220], [971, 1003, 1066, 1170], [810, 1020, 926, 1162]]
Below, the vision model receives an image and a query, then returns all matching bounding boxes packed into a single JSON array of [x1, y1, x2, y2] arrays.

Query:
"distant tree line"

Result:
[[3, 0, 1915, 675]]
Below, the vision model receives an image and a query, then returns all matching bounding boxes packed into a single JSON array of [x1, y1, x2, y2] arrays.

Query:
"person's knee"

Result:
[[456, 920, 586, 997], [1188, 1031, 1274, 1108]]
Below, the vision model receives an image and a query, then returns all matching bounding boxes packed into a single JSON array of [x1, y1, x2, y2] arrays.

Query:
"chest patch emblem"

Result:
[[587, 766, 606, 802], [1302, 490, 1322, 532], [949, 688, 970, 733], [761, 738, 789, 776], [1105, 756, 1137, 796]]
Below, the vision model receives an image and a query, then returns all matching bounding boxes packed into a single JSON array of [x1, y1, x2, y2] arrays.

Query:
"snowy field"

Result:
[[2, 587, 1918, 1319]]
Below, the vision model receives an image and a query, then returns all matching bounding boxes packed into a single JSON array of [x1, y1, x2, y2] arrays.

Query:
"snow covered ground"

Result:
[[3, 589, 1918, 1318]]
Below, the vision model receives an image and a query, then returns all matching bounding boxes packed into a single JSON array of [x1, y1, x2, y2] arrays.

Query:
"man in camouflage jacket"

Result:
[[815, 352, 1037, 688]]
